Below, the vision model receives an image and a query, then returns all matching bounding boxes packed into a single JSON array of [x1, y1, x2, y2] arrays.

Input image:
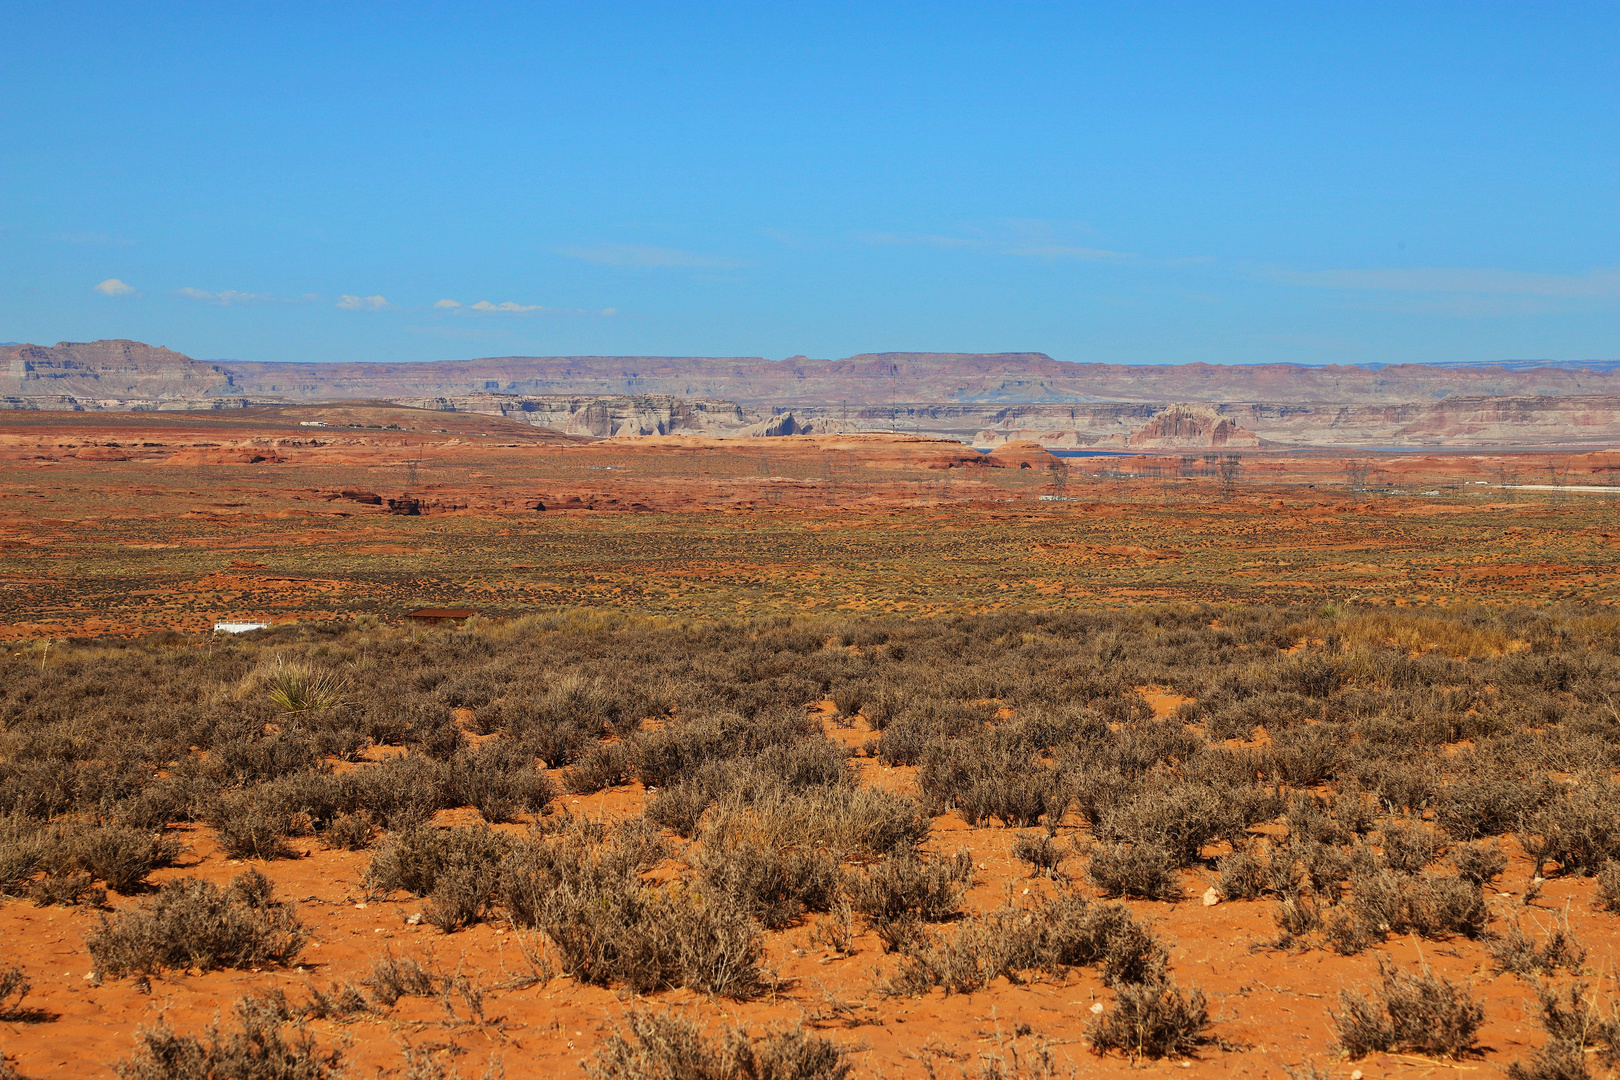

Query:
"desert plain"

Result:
[[2, 404, 1620, 1079]]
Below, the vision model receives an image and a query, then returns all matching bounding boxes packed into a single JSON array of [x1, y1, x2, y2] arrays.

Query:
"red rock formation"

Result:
[[1125, 405, 1260, 449], [985, 440, 1065, 469]]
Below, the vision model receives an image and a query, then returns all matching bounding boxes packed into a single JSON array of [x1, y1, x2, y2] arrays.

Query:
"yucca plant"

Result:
[[264, 657, 348, 714]]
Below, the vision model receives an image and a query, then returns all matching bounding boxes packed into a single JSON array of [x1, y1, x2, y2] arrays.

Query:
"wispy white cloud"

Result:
[[471, 300, 544, 314], [435, 297, 618, 318], [1264, 265, 1620, 298], [556, 244, 744, 269], [336, 294, 392, 311], [94, 278, 137, 297], [175, 286, 287, 306]]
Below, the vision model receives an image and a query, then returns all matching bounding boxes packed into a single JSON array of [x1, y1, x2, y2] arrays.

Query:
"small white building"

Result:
[[214, 621, 270, 634]]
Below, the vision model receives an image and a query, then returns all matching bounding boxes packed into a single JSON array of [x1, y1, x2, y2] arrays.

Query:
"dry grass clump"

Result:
[[883, 889, 1170, 997], [498, 817, 765, 998], [587, 1008, 850, 1080], [1505, 981, 1620, 1080], [87, 869, 305, 982], [1332, 962, 1485, 1059], [0, 817, 182, 904], [1086, 978, 1210, 1061], [1489, 912, 1588, 978], [115, 991, 343, 1080], [693, 836, 838, 931]]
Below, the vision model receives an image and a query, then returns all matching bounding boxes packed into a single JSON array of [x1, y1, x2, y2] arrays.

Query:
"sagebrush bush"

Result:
[[1087, 978, 1210, 1061], [587, 1008, 851, 1080], [694, 838, 838, 930], [1452, 841, 1508, 886], [1012, 831, 1069, 877], [1088, 842, 1181, 901], [365, 825, 507, 931], [1332, 962, 1485, 1059], [1597, 861, 1620, 912], [209, 789, 294, 861], [501, 818, 764, 997], [88, 870, 305, 981], [848, 851, 973, 925], [1489, 914, 1587, 977], [116, 992, 344, 1080], [1505, 980, 1620, 1080], [883, 889, 1168, 995]]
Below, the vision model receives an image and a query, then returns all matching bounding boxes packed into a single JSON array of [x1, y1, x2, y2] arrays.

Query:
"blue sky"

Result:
[[3, 2, 1617, 366]]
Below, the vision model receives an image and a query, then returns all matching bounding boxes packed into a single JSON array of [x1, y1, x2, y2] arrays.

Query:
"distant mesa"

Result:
[[985, 441, 1065, 469], [5, 339, 1620, 449]]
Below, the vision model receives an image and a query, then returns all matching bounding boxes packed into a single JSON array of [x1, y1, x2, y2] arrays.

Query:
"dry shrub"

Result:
[[1332, 961, 1484, 1059], [362, 947, 441, 1006], [884, 890, 1167, 996], [209, 789, 294, 861], [848, 851, 973, 925], [88, 870, 305, 981], [1598, 861, 1620, 913], [566, 742, 631, 795], [1435, 768, 1547, 840], [1381, 822, 1439, 873], [1506, 981, 1620, 1080], [1490, 913, 1587, 978], [1092, 783, 1232, 868], [1012, 831, 1070, 877], [1086, 978, 1210, 1061], [702, 787, 929, 861], [1451, 841, 1508, 886], [693, 839, 838, 930], [502, 821, 764, 998], [449, 740, 554, 824], [320, 810, 374, 851], [423, 845, 504, 933], [1269, 726, 1342, 786], [587, 1008, 850, 1080], [1087, 842, 1181, 901], [0, 960, 30, 1021], [364, 825, 508, 932], [1216, 845, 1272, 901], [61, 825, 182, 895], [1023, 891, 1167, 986], [884, 912, 1022, 996], [1346, 868, 1490, 945], [115, 991, 343, 1080]]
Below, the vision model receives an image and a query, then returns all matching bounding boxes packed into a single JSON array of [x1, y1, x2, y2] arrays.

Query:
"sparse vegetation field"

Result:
[[0, 603, 1618, 1076]]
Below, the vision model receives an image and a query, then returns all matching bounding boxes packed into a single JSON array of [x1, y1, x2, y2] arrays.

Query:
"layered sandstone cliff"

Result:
[[5, 340, 1620, 447]]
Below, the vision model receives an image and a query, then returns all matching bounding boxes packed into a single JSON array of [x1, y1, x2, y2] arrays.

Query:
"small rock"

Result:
[[1089, 1002, 1105, 1014], [406, 912, 422, 925], [1202, 887, 1221, 906], [1351, 1071, 1362, 1080]]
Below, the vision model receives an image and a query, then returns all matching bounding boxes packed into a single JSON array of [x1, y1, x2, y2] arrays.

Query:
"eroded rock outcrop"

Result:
[[1122, 405, 1260, 449]]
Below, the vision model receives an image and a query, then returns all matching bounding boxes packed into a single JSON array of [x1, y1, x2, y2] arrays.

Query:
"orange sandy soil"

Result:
[[3, 405, 1620, 640], [0, 700, 1612, 1078]]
